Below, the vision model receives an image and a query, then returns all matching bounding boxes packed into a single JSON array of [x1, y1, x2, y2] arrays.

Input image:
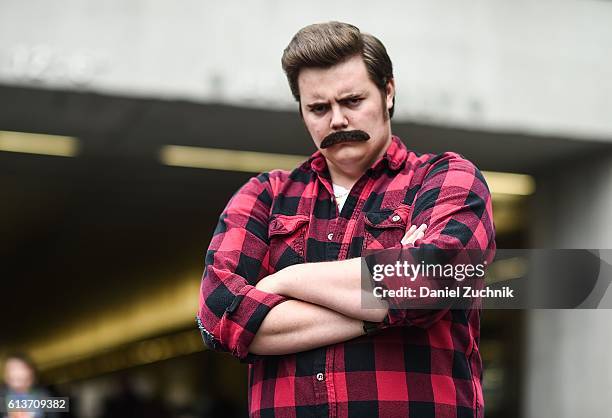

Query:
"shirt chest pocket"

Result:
[[363, 204, 412, 251], [267, 214, 309, 272]]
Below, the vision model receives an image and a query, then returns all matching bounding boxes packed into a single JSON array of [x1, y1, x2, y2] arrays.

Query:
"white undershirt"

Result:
[[332, 183, 350, 212]]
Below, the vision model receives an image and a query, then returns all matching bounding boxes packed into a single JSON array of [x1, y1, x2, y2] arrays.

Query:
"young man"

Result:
[[197, 22, 495, 418], [1, 353, 51, 418]]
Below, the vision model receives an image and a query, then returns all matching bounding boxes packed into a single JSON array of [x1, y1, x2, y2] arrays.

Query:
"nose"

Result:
[[330, 105, 348, 130]]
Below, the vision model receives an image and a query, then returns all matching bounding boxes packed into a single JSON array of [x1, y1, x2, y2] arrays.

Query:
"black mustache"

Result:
[[320, 130, 370, 149]]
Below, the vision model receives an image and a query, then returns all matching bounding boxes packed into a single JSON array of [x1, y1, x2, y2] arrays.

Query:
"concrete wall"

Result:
[[1, 0, 611, 141], [527, 153, 612, 417], [532, 154, 612, 249]]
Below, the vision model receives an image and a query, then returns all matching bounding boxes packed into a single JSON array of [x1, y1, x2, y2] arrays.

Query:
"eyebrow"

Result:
[[305, 101, 328, 109], [339, 92, 364, 99], [305, 92, 365, 108]]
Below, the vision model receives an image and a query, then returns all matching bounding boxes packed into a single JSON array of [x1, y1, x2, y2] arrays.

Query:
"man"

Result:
[[197, 21, 495, 418], [1, 353, 53, 418]]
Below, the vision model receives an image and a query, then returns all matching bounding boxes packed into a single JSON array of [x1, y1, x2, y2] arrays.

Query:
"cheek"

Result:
[[353, 106, 383, 129], [304, 118, 326, 141]]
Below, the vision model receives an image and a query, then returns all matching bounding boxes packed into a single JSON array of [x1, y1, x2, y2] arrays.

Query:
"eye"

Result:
[[310, 104, 328, 115], [346, 97, 363, 106]]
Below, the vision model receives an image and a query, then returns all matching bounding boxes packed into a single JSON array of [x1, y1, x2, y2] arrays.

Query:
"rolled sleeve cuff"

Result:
[[218, 285, 288, 361], [363, 309, 403, 335]]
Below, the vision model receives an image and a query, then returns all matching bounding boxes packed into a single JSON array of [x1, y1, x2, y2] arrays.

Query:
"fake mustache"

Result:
[[320, 130, 371, 149]]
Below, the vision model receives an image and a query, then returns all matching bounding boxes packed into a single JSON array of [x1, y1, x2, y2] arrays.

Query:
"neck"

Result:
[[329, 171, 358, 190]]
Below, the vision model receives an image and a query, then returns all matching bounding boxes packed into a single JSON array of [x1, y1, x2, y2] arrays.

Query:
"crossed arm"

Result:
[[249, 225, 426, 355], [197, 155, 495, 360]]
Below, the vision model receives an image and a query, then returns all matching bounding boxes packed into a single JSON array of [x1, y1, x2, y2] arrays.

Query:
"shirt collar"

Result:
[[304, 135, 407, 176]]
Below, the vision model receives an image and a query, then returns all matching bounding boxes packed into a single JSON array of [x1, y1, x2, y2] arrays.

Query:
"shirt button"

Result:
[[316, 373, 325, 381], [327, 233, 334, 240], [392, 215, 401, 222]]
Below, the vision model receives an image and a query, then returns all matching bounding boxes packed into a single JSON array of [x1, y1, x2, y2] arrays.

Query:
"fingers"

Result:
[[401, 223, 427, 246], [401, 224, 425, 245], [415, 223, 427, 240], [401, 225, 417, 244], [400, 230, 412, 246]]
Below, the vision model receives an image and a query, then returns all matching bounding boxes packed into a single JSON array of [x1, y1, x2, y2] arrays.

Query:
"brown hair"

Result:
[[281, 21, 395, 118]]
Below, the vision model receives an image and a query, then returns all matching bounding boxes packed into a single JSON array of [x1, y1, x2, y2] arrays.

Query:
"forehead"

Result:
[[5, 358, 31, 371], [297, 55, 377, 101]]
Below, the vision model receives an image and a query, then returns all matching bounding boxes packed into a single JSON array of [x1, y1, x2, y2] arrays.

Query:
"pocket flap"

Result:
[[364, 204, 411, 229], [268, 214, 310, 237]]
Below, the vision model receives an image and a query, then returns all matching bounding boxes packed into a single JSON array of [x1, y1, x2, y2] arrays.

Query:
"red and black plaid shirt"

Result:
[[197, 136, 496, 418]]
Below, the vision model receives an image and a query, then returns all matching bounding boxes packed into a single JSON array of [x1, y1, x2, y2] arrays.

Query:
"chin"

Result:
[[326, 143, 368, 163]]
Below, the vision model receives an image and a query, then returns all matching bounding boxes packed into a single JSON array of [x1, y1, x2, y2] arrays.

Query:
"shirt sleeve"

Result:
[[196, 173, 289, 361], [380, 152, 496, 329]]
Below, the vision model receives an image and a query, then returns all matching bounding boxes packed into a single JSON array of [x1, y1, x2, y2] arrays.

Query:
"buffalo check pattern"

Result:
[[197, 136, 496, 417]]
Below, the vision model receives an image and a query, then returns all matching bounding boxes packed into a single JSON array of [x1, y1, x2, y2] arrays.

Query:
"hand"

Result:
[[401, 224, 427, 246]]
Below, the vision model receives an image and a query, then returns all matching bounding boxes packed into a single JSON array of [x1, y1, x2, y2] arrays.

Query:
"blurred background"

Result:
[[1, 1, 611, 417]]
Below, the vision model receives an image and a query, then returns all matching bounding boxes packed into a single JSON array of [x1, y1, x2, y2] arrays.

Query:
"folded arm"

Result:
[[256, 154, 495, 331], [249, 299, 364, 355], [256, 257, 388, 322], [198, 153, 494, 359], [197, 172, 369, 360], [250, 225, 426, 354]]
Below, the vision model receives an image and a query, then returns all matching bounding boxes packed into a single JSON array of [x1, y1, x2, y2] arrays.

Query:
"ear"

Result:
[[385, 78, 395, 111]]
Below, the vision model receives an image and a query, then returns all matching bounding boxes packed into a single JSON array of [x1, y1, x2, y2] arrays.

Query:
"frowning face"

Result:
[[298, 54, 395, 178]]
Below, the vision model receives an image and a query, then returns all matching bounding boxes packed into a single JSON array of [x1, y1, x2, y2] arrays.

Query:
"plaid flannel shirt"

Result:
[[197, 136, 496, 418]]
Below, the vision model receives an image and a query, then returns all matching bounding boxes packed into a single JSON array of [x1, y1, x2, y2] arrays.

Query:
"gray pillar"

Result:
[[526, 153, 612, 417]]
